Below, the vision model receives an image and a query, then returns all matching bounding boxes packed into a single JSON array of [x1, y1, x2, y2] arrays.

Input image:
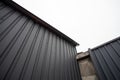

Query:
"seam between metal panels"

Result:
[[0, 17, 28, 61], [10, 23, 39, 80], [116, 40, 120, 53], [66, 43, 72, 80], [65, 41, 69, 80], [25, 26, 45, 80], [62, 40, 67, 80], [117, 40, 120, 55], [19, 25, 40, 80], [51, 34, 57, 80], [0, 10, 14, 22], [110, 43, 120, 57], [54, 36, 57, 80], [70, 46, 76, 80], [72, 46, 81, 80], [0, 15, 22, 42], [48, 34, 56, 80], [61, 39, 65, 80], [31, 29, 45, 80], [54, 36, 58, 80], [64, 43, 69, 80], [47, 33, 53, 80], [0, 19, 32, 80], [60, 38, 64, 80], [98, 48, 116, 80], [40, 33, 53, 80], [71, 47, 80, 80], [104, 46, 120, 72], [94, 50, 110, 80], [54, 37, 60, 80], [0, 12, 21, 35], [39, 31, 50, 80], [53, 35, 57, 80], [30, 29, 45, 80], [46, 34, 53, 80], [72, 47, 78, 80], [63, 40, 68, 80], [34, 30, 49, 80], [3, 22, 35, 80], [0, 8, 13, 19], [67, 44, 74, 80], [0, 17, 28, 64], [91, 51, 106, 80], [59, 38, 62, 80], [54, 36, 57, 79], [71, 44, 77, 80], [0, 6, 12, 19], [93, 50, 108, 80], [0, 10, 14, 23], [58, 37, 61, 80], [89, 49, 107, 80], [117, 40, 120, 45]]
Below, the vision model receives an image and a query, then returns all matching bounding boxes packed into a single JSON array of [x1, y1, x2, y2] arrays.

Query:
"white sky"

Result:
[[13, 0, 120, 52]]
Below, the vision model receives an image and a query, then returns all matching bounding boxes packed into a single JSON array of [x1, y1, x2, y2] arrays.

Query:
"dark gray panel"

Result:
[[2, 0, 79, 46], [89, 37, 120, 80], [0, 1, 81, 80]]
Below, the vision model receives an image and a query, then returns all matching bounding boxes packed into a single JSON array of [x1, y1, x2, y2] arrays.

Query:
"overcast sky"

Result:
[[13, 0, 120, 52]]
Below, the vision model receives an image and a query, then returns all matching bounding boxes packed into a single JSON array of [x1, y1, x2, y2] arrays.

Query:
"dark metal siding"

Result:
[[89, 37, 120, 80], [2, 0, 79, 46], [0, 1, 81, 80]]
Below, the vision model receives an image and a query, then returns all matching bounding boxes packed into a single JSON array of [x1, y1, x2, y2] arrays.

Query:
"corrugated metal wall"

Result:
[[0, 1, 81, 80], [89, 37, 120, 80]]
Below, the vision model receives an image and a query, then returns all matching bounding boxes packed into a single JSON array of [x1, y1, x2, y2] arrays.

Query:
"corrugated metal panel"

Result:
[[0, 1, 81, 80], [89, 37, 120, 80], [2, 0, 79, 46]]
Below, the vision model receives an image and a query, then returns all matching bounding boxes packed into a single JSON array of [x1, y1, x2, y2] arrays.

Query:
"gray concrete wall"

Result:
[[77, 52, 99, 80]]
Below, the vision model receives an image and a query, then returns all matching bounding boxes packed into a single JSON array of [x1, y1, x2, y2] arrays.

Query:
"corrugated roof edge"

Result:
[[91, 36, 120, 50], [2, 0, 79, 46]]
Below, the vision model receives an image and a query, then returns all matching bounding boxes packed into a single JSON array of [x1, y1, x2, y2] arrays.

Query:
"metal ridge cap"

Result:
[[2, 0, 79, 46]]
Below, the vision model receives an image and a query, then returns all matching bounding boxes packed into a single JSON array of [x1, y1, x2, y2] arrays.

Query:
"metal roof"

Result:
[[2, 0, 79, 46]]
